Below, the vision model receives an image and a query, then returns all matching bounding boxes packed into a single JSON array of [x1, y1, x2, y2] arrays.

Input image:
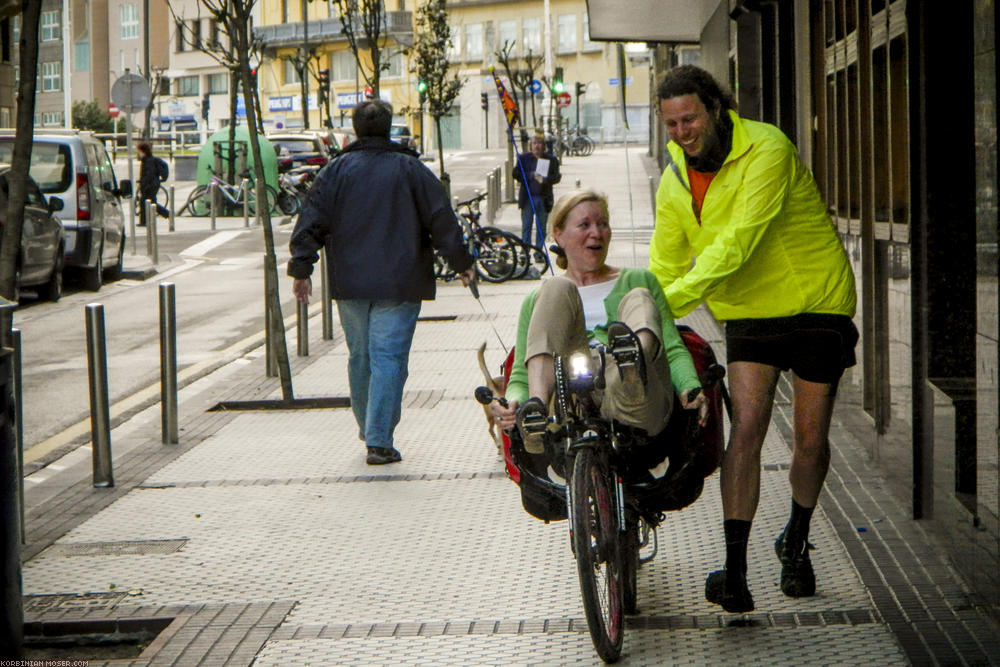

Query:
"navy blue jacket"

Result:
[[513, 151, 561, 212], [288, 137, 473, 301]]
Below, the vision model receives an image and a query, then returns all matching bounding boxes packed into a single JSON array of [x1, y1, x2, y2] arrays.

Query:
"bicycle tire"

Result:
[[248, 184, 278, 215], [277, 189, 300, 215], [622, 510, 640, 615], [185, 186, 211, 216], [506, 233, 532, 280], [474, 226, 518, 283], [571, 447, 625, 663]]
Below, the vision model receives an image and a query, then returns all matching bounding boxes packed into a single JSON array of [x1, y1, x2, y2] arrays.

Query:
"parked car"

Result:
[[0, 130, 132, 291], [329, 128, 356, 153], [268, 132, 334, 172], [0, 165, 66, 302], [390, 124, 417, 151]]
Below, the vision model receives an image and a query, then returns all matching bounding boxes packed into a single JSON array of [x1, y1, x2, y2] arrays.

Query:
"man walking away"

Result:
[[288, 100, 475, 465]]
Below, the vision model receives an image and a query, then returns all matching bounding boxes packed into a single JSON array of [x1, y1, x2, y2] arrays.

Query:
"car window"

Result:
[[87, 143, 117, 191], [0, 140, 72, 193], [272, 140, 317, 153], [0, 173, 45, 208]]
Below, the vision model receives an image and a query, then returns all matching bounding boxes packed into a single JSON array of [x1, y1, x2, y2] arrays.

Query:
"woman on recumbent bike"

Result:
[[489, 189, 709, 504]]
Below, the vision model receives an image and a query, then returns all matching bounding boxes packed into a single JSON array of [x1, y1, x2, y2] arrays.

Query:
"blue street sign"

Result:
[[609, 77, 634, 86], [530, 79, 543, 94]]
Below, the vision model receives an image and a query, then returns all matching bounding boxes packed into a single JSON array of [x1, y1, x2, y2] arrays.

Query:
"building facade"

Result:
[[610, 0, 998, 617]]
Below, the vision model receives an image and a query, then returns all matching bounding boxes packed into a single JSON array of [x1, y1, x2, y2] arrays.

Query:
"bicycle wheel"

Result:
[[571, 447, 625, 663], [506, 233, 532, 280], [248, 184, 278, 215], [474, 226, 518, 283], [622, 510, 640, 615], [184, 186, 211, 216], [277, 188, 300, 215]]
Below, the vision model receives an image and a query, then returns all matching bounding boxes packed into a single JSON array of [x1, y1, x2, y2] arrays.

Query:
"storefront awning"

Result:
[[585, 0, 716, 43]]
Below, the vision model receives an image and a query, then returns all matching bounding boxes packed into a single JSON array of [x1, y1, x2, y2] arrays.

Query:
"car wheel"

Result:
[[82, 239, 104, 292], [105, 236, 125, 281], [39, 243, 64, 302]]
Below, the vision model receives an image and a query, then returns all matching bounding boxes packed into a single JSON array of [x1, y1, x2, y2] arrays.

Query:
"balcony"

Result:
[[254, 11, 413, 55]]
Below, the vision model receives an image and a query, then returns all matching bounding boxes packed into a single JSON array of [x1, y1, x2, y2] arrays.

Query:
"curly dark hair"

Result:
[[657, 65, 736, 114]]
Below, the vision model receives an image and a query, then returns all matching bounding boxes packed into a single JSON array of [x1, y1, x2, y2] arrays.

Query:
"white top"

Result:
[[577, 279, 617, 333]]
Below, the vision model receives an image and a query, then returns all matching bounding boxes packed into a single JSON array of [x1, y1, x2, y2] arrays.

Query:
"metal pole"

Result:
[[485, 172, 494, 225], [150, 199, 159, 263], [504, 153, 514, 202], [242, 178, 250, 228], [11, 329, 22, 544], [85, 304, 114, 487], [320, 248, 332, 340], [210, 181, 218, 231], [159, 284, 178, 444], [168, 184, 175, 232], [297, 299, 309, 356], [264, 255, 277, 377]]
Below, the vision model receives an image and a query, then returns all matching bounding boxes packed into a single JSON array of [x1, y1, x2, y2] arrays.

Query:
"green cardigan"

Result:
[[505, 267, 701, 406]]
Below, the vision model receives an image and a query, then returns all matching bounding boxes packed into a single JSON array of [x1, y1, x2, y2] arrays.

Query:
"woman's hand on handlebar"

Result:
[[681, 387, 708, 427], [490, 397, 518, 433]]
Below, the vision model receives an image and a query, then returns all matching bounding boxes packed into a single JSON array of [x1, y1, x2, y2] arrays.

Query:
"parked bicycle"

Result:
[[276, 165, 318, 216], [181, 174, 278, 217], [447, 192, 521, 283]]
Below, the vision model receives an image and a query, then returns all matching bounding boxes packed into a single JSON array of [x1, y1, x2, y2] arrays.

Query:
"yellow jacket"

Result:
[[650, 111, 856, 321]]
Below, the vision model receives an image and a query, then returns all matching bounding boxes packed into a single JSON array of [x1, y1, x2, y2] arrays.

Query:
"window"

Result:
[[499, 20, 518, 55], [175, 21, 186, 52], [75, 39, 90, 71], [41, 111, 63, 127], [40, 61, 61, 92], [582, 13, 600, 52], [465, 23, 483, 61], [41, 10, 60, 42], [177, 75, 199, 96], [384, 52, 403, 78], [208, 20, 221, 49], [120, 4, 139, 40], [447, 25, 460, 59], [208, 72, 228, 94], [557, 14, 576, 54], [12, 15, 19, 43], [190, 18, 202, 49], [522, 17, 541, 55], [284, 58, 300, 85], [331, 50, 355, 81]]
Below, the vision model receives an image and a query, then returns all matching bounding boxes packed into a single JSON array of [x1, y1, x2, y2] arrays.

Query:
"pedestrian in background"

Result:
[[514, 132, 561, 249], [136, 141, 169, 226], [288, 99, 475, 466], [649, 65, 857, 613]]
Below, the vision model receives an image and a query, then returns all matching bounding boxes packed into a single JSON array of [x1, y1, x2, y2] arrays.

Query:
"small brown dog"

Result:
[[477, 342, 506, 453]]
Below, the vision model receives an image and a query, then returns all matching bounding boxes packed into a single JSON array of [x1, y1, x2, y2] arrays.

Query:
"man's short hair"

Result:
[[657, 65, 736, 114], [352, 100, 393, 138]]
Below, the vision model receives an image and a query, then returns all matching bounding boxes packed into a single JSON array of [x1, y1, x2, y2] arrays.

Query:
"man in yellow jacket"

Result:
[[650, 66, 858, 613]]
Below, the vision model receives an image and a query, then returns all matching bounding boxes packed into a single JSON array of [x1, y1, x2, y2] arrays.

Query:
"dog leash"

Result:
[[469, 279, 509, 355]]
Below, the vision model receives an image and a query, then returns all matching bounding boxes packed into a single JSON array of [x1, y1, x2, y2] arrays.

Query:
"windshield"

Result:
[[0, 140, 72, 193]]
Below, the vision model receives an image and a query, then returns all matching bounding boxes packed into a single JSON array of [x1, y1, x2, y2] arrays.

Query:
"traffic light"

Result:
[[480, 92, 488, 111], [417, 79, 427, 104], [318, 69, 330, 92], [575, 81, 585, 98], [202, 93, 210, 121], [553, 67, 564, 94], [249, 67, 258, 89]]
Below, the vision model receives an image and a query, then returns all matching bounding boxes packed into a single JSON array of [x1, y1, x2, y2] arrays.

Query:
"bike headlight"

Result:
[[569, 353, 591, 380]]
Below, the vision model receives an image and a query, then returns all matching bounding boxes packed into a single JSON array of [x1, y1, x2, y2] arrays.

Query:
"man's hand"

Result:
[[292, 278, 312, 304], [533, 172, 544, 184], [459, 267, 476, 288]]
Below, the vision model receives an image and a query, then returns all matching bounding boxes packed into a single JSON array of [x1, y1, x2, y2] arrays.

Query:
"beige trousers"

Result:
[[524, 276, 674, 435]]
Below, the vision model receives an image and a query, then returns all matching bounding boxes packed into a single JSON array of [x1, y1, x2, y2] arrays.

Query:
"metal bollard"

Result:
[[147, 200, 159, 265], [297, 299, 309, 357], [264, 256, 277, 377], [485, 173, 495, 225], [242, 178, 250, 228], [85, 304, 114, 487], [210, 181, 218, 231], [145, 199, 153, 256], [10, 329, 22, 544], [168, 185, 175, 232], [320, 248, 333, 340], [159, 284, 178, 444]]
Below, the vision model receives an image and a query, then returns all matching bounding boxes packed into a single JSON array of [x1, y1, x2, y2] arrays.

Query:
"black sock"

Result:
[[723, 519, 752, 577], [784, 499, 815, 547]]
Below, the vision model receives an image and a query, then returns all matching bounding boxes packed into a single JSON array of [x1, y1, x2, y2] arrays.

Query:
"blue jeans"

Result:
[[520, 203, 549, 248], [336, 299, 421, 450]]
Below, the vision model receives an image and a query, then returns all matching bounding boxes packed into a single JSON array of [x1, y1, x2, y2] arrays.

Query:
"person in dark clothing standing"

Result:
[[514, 132, 561, 248], [288, 100, 475, 465], [136, 141, 169, 226]]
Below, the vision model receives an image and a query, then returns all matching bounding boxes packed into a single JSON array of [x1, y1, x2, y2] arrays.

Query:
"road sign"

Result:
[[110, 72, 151, 113], [530, 79, 543, 94], [108, 104, 119, 119], [556, 91, 572, 108]]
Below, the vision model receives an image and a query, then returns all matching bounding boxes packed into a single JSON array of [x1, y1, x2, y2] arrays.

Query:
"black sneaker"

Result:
[[705, 569, 755, 613], [366, 447, 402, 465], [606, 321, 647, 395], [774, 529, 816, 597]]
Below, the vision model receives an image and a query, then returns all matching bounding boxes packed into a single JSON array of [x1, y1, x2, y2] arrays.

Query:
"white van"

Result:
[[0, 130, 133, 291]]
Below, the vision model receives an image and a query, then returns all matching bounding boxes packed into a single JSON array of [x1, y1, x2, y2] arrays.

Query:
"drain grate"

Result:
[[24, 592, 128, 613], [45, 538, 188, 557]]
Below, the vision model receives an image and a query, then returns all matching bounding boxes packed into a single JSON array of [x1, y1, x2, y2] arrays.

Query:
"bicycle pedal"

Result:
[[519, 411, 548, 434]]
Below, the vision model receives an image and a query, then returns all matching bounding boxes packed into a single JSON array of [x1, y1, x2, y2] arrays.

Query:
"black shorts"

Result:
[[724, 314, 859, 385]]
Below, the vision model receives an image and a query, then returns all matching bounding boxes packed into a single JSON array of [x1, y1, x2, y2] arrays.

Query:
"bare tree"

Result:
[[411, 0, 462, 178], [0, 1, 43, 301], [494, 41, 543, 140], [170, 0, 295, 400], [332, 0, 389, 97]]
